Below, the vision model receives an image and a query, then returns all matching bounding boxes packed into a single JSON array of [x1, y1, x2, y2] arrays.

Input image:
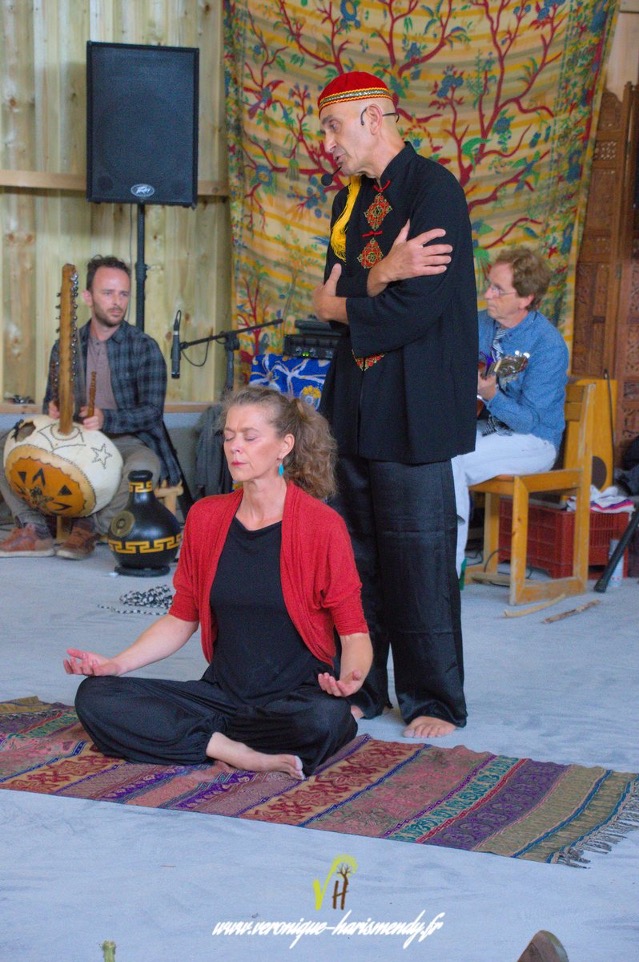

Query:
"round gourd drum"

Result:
[[3, 415, 123, 517]]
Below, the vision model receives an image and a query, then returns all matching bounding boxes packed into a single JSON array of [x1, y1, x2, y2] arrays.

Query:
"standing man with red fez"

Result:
[[313, 71, 478, 738]]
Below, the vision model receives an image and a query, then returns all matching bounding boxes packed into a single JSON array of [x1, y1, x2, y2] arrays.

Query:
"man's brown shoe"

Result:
[[516, 931, 569, 962], [56, 519, 100, 561], [0, 524, 55, 558]]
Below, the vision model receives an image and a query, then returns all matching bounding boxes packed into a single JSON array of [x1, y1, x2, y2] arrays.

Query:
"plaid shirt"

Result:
[[44, 321, 181, 484]]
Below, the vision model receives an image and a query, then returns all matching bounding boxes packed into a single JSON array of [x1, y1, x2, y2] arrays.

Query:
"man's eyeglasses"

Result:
[[360, 107, 399, 126], [485, 282, 518, 297]]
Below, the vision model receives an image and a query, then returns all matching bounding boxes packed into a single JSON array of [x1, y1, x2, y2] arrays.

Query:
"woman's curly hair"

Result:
[[221, 386, 337, 501]]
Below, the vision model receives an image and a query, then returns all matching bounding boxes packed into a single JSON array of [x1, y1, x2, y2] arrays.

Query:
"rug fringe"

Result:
[[556, 781, 639, 867], [0, 695, 48, 714]]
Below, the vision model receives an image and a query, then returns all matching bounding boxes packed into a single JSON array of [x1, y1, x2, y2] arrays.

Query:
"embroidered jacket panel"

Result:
[[320, 143, 478, 464]]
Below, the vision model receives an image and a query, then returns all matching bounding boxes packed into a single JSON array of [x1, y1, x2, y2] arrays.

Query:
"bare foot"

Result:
[[350, 704, 364, 720], [403, 715, 456, 739], [206, 732, 305, 779]]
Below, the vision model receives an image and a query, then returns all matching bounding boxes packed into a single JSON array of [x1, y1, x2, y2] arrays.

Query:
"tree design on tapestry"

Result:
[[224, 0, 617, 370]]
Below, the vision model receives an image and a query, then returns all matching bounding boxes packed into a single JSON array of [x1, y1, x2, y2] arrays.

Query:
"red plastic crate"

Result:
[[498, 501, 630, 578]]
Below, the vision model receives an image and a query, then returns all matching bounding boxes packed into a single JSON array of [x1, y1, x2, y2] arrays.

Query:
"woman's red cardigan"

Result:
[[169, 482, 369, 666]]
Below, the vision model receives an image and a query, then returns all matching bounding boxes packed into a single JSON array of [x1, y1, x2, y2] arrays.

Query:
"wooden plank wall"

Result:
[[0, 0, 230, 407]]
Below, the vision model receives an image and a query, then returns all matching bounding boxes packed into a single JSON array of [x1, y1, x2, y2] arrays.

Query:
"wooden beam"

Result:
[[0, 169, 228, 197]]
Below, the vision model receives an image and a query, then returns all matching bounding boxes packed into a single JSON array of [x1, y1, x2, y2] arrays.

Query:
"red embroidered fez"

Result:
[[318, 72, 393, 113]]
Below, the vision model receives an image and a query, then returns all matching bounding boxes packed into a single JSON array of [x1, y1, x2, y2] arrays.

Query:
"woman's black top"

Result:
[[204, 517, 329, 704]]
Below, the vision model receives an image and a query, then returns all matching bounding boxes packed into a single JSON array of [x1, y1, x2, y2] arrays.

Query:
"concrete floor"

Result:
[[0, 538, 637, 962]]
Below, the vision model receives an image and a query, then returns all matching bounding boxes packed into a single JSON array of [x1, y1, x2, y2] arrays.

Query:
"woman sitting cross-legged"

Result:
[[64, 386, 373, 779]]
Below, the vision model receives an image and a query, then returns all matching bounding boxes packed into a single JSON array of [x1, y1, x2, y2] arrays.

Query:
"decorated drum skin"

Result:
[[3, 414, 123, 517]]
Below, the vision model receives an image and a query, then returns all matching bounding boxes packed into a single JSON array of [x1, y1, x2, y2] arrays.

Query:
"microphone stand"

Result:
[[176, 317, 284, 394]]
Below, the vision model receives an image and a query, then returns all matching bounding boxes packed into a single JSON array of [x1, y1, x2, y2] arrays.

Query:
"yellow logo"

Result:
[[312, 854, 358, 910]]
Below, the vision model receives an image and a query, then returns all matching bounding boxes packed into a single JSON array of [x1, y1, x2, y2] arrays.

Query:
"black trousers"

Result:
[[75, 675, 357, 776], [331, 454, 467, 727]]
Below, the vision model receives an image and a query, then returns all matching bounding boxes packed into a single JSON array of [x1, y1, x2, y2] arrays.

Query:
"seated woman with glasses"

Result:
[[450, 246, 570, 576], [63, 386, 372, 779]]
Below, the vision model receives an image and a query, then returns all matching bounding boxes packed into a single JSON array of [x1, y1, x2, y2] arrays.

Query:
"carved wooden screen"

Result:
[[620, 93, 639, 455], [572, 84, 639, 460]]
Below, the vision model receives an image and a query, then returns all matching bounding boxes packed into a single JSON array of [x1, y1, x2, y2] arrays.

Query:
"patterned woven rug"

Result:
[[2, 697, 638, 867]]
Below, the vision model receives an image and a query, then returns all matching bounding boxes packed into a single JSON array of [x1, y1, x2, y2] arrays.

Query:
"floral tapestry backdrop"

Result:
[[223, 0, 618, 375]]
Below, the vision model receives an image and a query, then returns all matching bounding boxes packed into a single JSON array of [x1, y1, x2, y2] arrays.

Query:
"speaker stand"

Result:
[[132, 201, 193, 516], [135, 203, 148, 330]]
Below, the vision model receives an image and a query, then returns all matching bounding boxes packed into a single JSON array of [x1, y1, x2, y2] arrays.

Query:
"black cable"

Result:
[[180, 343, 211, 369]]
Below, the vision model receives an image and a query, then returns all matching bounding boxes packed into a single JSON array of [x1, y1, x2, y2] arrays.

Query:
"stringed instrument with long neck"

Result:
[[57, 263, 78, 434], [3, 264, 123, 518], [477, 351, 529, 416]]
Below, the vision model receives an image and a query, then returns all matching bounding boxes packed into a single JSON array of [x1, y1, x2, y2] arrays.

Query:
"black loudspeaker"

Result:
[[86, 41, 199, 207]]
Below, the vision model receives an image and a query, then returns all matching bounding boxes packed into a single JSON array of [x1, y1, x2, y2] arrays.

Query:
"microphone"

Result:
[[171, 310, 182, 379], [320, 171, 336, 187]]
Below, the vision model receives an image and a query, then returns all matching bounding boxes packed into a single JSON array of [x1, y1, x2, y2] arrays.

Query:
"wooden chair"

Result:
[[465, 380, 596, 606], [154, 480, 184, 518]]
